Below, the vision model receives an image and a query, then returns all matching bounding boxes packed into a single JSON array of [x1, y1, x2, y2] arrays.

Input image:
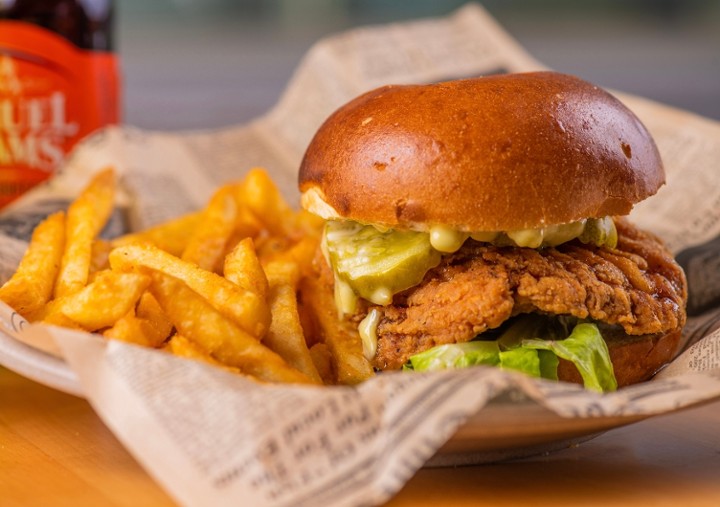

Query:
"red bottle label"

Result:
[[0, 21, 119, 208]]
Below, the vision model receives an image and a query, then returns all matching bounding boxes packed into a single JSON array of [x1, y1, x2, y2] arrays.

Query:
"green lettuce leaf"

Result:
[[403, 341, 500, 371], [404, 318, 617, 392], [522, 323, 617, 392], [537, 350, 560, 381], [499, 347, 541, 377]]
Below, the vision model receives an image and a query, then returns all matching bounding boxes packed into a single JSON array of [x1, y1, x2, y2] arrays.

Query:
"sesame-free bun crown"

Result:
[[298, 72, 664, 232]]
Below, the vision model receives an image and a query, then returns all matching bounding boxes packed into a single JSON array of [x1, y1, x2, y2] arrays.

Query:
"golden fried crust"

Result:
[[299, 72, 664, 232], [372, 218, 687, 375]]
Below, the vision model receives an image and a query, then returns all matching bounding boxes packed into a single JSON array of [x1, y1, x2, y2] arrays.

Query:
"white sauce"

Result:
[[333, 275, 358, 316], [358, 308, 381, 360], [429, 225, 468, 253]]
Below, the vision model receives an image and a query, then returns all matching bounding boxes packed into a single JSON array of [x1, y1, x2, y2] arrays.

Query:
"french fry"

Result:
[[167, 334, 243, 375], [256, 235, 291, 265], [42, 311, 84, 330], [296, 283, 319, 348], [263, 236, 320, 279], [90, 239, 112, 275], [223, 238, 269, 300], [309, 342, 334, 385], [5, 162, 373, 387], [55, 168, 116, 298], [300, 275, 374, 385], [263, 260, 322, 383], [104, 310, 164, 347], [287, 236, 320, 271], [296, 209, 325, 236], [149, 271, 314, 384], [44, 270, 150, 331], [0, 211, 65, 318], [109, 243, 271, 338], [135, 292, 173, 340], [182, 186, 238, 272], [263, 259, 300, 287], [111, 211, 204, 256], [233, 204, 264, 240], [103, 293, 172, 347], [237, 168, 297, 237]]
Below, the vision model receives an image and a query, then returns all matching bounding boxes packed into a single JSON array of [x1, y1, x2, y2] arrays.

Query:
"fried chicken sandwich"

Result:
[[298, 71, 687, 391]]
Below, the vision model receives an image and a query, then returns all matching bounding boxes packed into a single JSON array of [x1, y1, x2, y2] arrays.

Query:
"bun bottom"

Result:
[[557, 329, 683, 387]]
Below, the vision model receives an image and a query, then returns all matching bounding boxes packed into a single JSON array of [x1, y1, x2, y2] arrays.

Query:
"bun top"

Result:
[[298, 72, 664, 232]]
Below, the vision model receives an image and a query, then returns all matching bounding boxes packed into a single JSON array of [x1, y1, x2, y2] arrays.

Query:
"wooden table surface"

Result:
[[2, 365, 720, 507]]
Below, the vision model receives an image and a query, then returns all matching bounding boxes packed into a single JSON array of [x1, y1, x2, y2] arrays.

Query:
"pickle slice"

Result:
[[579, 217, 618, 248], [325, 221, 442, 305]]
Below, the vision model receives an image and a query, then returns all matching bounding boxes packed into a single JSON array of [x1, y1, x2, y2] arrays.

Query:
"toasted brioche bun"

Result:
[[558, 328, 683, 388], [299, 71, 664, 232]]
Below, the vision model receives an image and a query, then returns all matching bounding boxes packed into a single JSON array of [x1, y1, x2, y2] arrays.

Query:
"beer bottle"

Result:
[[0, 0, 119, 208]]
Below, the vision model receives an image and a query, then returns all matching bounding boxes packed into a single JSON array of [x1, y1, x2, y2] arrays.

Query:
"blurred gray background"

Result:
[[118, 0, 720, 130]]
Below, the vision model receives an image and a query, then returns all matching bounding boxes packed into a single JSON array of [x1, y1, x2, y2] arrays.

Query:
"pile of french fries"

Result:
[[0, 167, 374, 385]]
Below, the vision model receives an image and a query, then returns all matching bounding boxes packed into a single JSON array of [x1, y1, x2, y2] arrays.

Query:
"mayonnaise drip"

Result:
[[358, 308, 381, 360]]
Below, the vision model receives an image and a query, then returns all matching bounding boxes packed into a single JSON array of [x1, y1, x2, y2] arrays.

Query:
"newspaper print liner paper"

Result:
[[1, 305, 720, 507], [2, 4, 720, 507]]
